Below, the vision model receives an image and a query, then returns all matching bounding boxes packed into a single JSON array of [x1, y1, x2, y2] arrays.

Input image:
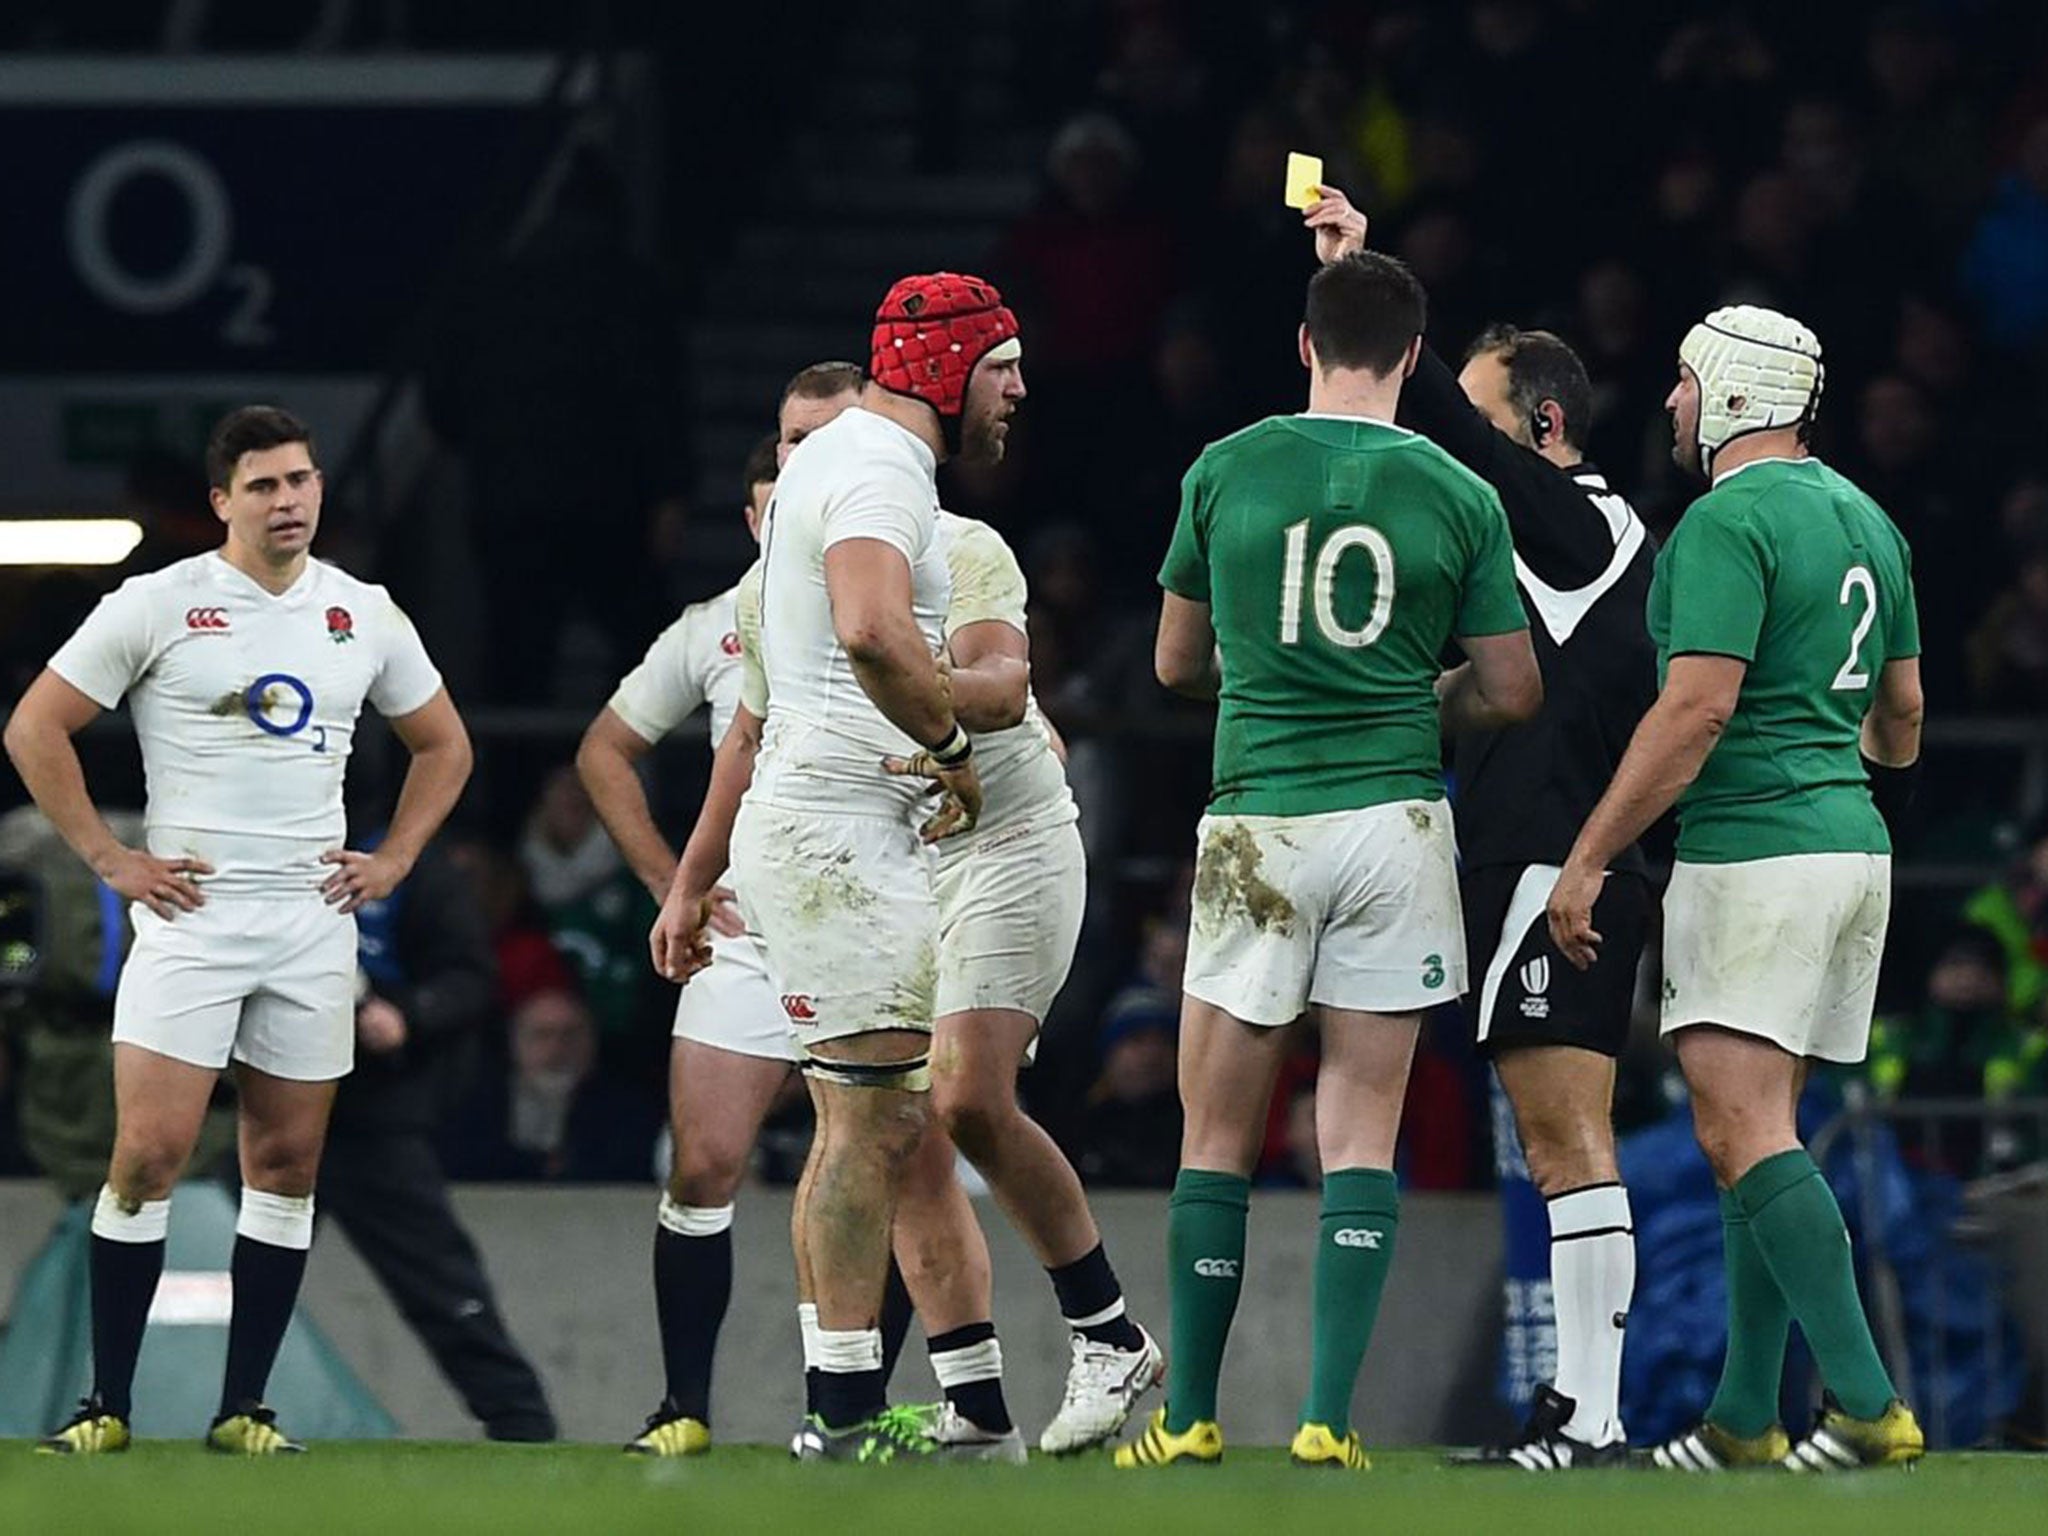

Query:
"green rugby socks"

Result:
[[1302, 1168, 1400, 1434], [1706, 1186, 1793, 1437], [1165, 1170, 1249, 1432]]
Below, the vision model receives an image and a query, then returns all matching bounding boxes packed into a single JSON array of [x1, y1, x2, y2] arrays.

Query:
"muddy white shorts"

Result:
[[933, 820, 1085, 1027], [1661, 853, 1892, 1063], [672, 926, 799, 1063], [730, 799, 939, 1048], [111, 896, 357, 1082], [1183, 799, 1466, 1027]]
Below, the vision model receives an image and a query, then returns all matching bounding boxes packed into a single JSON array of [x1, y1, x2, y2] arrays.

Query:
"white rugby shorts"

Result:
[[672, 926, 799, 1064], [1661, 852, 1891, 1063], [1183, 799, 1466, 1026], [729, 799, 939, 1047], [112, 896, 356, 1081], [934, 820, 1085, 1028]]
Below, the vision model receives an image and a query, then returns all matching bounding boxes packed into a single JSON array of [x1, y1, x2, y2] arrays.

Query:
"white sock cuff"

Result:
[[658, 1196, 735, 1237], [1064, 1297, 1127, 1330], [930, 1336, 1004, 1388], [815, 1327, 883, 1374], [797, 1302, 822, 1369], [92, 1186, 171, 1244], [237, 1188, 315, 1250], [1548, 1182, 1632, 1241]]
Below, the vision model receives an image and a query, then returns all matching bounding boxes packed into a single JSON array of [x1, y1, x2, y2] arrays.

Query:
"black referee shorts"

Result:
[[1463, 863, 1650, 1059]]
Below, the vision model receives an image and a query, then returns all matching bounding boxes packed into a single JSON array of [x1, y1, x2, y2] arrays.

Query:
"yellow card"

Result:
[[1284, 152, 1324, 209]]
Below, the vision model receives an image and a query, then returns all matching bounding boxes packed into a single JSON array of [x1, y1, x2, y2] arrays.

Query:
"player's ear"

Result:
[[1400, 333, 1422, 381], [209, 484, 231, 524], [1298, 323, 1314, 373]]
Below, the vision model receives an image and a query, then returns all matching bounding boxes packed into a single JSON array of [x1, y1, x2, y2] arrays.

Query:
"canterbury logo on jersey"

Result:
[[185, 607, 230, 630], [1192, 1258, 1239, 1278], [1519, 956, 1551, 1019], [780, 994, 817, 1022], [1332, 1228, 1384, 1249]]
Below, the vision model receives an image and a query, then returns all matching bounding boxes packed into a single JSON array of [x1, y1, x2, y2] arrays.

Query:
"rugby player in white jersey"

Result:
[[651, 274, 1018, 1462], [8, 407, 470, 1456]]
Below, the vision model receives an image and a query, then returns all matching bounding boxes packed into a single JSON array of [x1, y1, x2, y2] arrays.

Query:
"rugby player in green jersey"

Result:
[[1115, 253, 1542, 1471], [1548, 305, 1926, 1472]]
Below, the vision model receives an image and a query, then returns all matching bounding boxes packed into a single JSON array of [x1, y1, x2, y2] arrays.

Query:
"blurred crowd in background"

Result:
[[3, 1, 2047, 1194]]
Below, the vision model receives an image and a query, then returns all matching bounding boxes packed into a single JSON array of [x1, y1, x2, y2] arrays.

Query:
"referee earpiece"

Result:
[[1530, 408, 1552, 448]]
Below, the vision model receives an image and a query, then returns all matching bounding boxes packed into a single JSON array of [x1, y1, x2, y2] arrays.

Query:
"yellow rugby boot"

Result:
[[625, 1401, 711, 1456], [1783, 1398, 1925, 1472], [1289, 1421, 1370, 1470], [1113, 1407, 1222, 1468], [205, 1404, 306, 1455], [37, 1398, 131, 1456], [1651, 1419, 1792, 1471]]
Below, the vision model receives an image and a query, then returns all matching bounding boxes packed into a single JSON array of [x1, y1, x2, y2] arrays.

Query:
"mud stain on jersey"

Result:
[[1194, 822, 1295, 937], [210, 683, 282, 723]]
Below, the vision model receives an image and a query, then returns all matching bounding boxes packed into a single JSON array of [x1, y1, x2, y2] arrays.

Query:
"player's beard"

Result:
[[1668, 413, 1704, 479], [961, 408, 1010, 467]]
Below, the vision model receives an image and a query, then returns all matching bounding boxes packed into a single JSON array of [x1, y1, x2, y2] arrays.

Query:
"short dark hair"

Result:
[[1303, 253, 1427, 376], [206, 406, 314, 490], [780, 360, 864, 409], [742, 433, 780, 501], [1463, 325, 1594, 451]]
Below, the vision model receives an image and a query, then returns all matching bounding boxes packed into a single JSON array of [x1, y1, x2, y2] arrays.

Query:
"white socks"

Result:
[[797, 1301, 822, 1371], [236, 1189, 314, 1251], [1547, 1182, 1634, 1446], [815, 1327, 883, 1375], [658, 1196, 735, 1237], [92, 1185, 171, 1243]]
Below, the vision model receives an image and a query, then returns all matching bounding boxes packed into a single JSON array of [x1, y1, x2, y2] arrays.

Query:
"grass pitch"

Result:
[[6, 1441, 2045, 1536]]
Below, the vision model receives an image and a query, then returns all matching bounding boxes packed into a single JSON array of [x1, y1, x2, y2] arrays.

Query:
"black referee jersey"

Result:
[[1397, 344, 1658, 874]]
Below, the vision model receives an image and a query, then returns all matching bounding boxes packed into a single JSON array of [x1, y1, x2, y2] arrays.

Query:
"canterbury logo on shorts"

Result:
[[1332, 1228, 1384, 1249], [1192, 1257, 1240, 1278], [780, 994, 817, 1023]]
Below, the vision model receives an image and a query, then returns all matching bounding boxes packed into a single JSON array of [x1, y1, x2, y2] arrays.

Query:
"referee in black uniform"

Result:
[[1306, 191, 1656, 1470]]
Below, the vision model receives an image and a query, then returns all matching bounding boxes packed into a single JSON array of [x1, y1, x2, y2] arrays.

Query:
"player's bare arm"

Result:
[[1155, 592, 1221, 700], [825, 536, 983, 840], [941, 620, 1029, 733], [577, 706, 679, 901], [1547, 654, 1745, 969], [321, 687, 471, 915], [1861, 656, 1924, 767], [3, 668, 213, 918], [650, 705, 759, 983], [1438, 630, 1544, 733]]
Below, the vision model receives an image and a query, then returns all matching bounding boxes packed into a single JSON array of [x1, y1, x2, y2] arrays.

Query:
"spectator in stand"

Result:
[[1961, 116, 2048, 353], [1868, 929, 2046, 1175], [448, 838, 573, 1016], [1069, 910, 1187, 1188], [1964, 819, 2048, 1026], [518, 766, 661, 1077], [444, 986, 660, 1183], [1967, 543, 2048, 711]]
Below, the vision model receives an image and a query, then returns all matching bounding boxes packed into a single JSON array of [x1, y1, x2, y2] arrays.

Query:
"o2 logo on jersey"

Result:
[[244, 672, 328, 753]]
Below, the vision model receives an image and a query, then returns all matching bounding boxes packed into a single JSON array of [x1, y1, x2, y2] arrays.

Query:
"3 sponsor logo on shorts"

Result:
[[185, 606, 230, 631], [1192, 1257, 1239, 1278], [780, 993, 817, 1023], [1519, 955, 1551, 1019], [1332, 1227, 1384, 1249]]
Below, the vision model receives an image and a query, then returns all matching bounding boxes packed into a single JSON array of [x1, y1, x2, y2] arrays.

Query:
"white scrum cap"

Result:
[[1678, 304, 1824, 472]]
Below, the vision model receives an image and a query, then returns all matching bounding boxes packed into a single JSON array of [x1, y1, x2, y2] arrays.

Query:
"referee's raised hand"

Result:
[[1305, 187, 1369, 265]]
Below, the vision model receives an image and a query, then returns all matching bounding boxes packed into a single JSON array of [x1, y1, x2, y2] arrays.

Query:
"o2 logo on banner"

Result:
[[65, 140, 274, 348]]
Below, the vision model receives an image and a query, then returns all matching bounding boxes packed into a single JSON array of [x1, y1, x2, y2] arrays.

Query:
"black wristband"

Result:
[[926, 723, 972, 769], [1862, 755, 1919, 833]]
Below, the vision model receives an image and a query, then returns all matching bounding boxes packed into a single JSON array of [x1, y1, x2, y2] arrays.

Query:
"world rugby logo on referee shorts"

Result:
[[1193, 1257, 1239, 1278], [1519, 956, 1551, 1019]]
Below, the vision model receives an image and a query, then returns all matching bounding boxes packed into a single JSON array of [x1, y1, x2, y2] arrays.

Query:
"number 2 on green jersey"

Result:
[[1832, 564, 1877, 691], [1279, 519, 1396, 648]]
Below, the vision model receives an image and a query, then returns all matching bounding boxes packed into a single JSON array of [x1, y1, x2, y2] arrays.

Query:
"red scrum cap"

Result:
[[869, 272, 1021, 418]]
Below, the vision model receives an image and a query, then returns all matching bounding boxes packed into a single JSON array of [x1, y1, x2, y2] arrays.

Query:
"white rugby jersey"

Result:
[[48, 552, 442, 897], [734, 518, 1075, 851], [751, 406, 949, 816], [933, 511, 1076, 854], [607, 585, 744, 749]]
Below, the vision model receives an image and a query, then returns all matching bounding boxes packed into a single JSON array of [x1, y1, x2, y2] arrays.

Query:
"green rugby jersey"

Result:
[[1159, 414, 1527, 817], [1651, 456, 1920, 863]]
